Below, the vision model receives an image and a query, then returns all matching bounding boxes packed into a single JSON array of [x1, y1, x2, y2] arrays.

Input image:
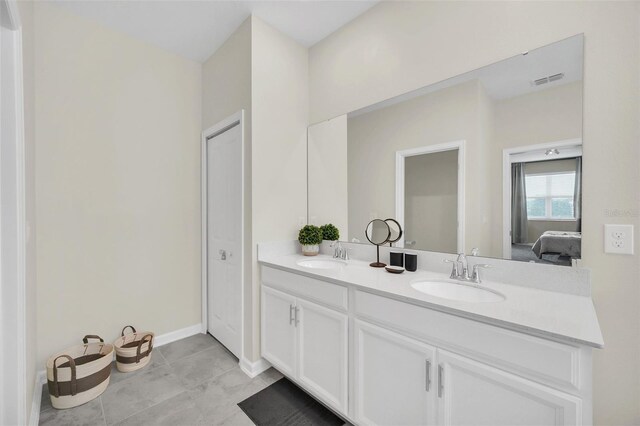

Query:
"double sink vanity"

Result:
[[258, 241, 602, 426]]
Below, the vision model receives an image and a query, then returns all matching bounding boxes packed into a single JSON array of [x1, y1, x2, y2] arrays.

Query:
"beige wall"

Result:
[[200, 15, 308, 364], [309, 2, 640, 424], [251, 16, 308, 361], [201, 18, 254, 360], [308, 115, 348, 237], [405, 150, 458, 253], [347, 80, 492, 254], [16, 0, 37, 422], [34, 3, 202, 365]]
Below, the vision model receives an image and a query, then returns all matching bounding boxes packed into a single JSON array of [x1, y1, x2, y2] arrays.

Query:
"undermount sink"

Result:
[[411, 280, 505, 303], [297, 258, 347, 270]]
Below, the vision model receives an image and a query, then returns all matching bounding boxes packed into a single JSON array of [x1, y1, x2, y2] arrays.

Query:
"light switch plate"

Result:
[[604, 224, 634, 254]]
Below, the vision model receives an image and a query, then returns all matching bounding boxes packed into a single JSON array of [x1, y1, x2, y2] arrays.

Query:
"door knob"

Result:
[[219, 249, 226, 260]]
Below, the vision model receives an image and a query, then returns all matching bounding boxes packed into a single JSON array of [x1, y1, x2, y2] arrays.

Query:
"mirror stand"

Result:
[[370, 245, 386, 268]]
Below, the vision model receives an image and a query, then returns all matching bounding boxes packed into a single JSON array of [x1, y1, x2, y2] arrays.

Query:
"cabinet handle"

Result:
[[289, 304, 295, 325], [295, 306, 300, 326], [438, 364, 444, 398], [425, 360, 431, 391]]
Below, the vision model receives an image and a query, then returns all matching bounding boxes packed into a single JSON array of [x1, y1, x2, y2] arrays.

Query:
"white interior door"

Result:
[[207, 122, 242, 358]]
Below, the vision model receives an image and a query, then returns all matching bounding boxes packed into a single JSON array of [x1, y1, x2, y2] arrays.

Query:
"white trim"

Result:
[[28, 372, 43, 426], [1, 2, 27, 424], [201, 111, 245, 362], [502, 139, 582, 258], [395, 140, 465, 253], [239, 357, 272, 378], [153, 323, 203, 347]]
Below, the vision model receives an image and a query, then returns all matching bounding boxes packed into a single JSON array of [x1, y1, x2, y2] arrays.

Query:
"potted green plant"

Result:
[[320, 224, 340, 242], [298, 225, 323, 256]]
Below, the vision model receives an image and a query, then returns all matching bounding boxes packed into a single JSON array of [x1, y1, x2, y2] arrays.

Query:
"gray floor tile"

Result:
[[114, 391, 204, 426], [188, 367, 267, 423], [39, 397, 105, 426], [158, 334, 220, 364], [101, 364, 185, 425], [217, 407, 255, 426], [169, 345, 237, 389], [108, 350, 168, 385], [257, 367, 283, 386], [40, 384, 53, 413]]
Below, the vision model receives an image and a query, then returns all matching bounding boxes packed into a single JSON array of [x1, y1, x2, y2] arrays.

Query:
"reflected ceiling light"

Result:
[[545, 149, 560, 156]]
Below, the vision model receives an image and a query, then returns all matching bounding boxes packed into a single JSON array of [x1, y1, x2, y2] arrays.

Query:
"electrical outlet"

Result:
[[604, 224, 634, 254]]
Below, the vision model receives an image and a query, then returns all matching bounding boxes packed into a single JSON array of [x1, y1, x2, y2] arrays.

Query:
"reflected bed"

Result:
[[532, 231, 582, 259]]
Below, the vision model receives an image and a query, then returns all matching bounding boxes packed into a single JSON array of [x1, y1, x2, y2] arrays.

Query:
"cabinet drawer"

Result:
[[261, 266, 348, 312], [354, 290, 581, 391]]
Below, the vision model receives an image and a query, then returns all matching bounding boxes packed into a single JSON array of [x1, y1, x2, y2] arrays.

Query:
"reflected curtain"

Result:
[[511, 163, 528, 244], [574, 156, 582, 232]]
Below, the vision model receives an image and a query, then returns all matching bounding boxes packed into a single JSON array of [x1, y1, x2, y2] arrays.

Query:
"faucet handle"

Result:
[[471, 264, 491, 283], [444, 259, 459, 279]]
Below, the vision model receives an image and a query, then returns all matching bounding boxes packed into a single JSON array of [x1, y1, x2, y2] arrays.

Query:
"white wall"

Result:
[[309, 2, 640, 423], [34, 3, 202, 365], [200, 15, 308, 365], [201, 18, 254, 360], [251, 16, 308, 361], [307, 115, 348, 236]]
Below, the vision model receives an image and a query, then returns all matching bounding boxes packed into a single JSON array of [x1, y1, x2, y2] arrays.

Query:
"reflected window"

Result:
[[525, 172, 575, 219]]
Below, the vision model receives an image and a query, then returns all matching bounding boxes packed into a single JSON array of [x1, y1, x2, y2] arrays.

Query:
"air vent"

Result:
[[532, 73, 565, 86]]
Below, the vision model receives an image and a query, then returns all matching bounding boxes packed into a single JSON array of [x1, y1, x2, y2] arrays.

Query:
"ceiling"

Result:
[[351, 34, 584, 117], [52, 0, 379, 63]]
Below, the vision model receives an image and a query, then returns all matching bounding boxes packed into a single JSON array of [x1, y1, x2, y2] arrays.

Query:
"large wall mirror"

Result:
[[307, 35, 584, 267]]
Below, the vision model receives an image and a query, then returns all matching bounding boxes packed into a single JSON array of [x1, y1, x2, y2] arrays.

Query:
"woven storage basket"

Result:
[[46, 335, 113, 409], [114, 325, 154, 372]]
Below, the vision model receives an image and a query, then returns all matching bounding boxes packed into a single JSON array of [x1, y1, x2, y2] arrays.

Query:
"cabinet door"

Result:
[[437, 350, 581, 426], [296, 299, 349, 415], [261, 286, 297, 377], [354, 320, 437, 426]]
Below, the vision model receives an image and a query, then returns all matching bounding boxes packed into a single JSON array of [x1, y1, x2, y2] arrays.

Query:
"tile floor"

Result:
[[39, 333, 283, 426]]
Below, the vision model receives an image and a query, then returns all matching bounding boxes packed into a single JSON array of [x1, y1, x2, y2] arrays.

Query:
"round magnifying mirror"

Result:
[[365, 219, 390, 268], [385, 218, 403, 246], [365, 219, 391, 245]]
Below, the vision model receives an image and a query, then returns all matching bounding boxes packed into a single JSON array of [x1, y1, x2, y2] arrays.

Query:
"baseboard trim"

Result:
[[31, 323, 202, 422], [29, 371, 46, 426], [153, 323, 202, 347], [240, 357, 271, 378]]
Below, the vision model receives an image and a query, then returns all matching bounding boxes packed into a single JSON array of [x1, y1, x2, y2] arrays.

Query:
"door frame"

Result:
[[395, 140, 465, 253], [0, 0, 27, 424], [201, 110, 245, 362], [502, 138, 582, 259]]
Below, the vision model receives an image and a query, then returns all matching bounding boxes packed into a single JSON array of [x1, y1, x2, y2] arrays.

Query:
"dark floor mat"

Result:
[[238, 378, 345, 426]]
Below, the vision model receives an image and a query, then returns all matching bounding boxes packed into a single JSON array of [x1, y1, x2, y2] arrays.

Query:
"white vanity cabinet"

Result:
[[437, 350, 581, 426], [354, 320, 437, 426], [261, 286, 297, 377], [260, 267, 349, 415], [259, 264, 595, 426]]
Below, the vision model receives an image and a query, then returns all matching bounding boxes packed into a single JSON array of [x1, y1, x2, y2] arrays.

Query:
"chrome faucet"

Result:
[[331, 241, 349, 261], [444, 253, 490, 284]]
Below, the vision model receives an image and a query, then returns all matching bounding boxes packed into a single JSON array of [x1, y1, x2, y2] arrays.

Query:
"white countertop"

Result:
[[259, 253, 604, 348]]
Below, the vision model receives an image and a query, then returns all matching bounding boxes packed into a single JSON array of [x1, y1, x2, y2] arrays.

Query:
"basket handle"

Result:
[[136, 334, 153, 363], [121, 325, 137, 336], [52, 355, 77, 397], [82, 335, 104, 344]]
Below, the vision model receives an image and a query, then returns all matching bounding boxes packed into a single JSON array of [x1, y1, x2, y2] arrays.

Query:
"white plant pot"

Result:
[[301, 244, 319, 256]]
